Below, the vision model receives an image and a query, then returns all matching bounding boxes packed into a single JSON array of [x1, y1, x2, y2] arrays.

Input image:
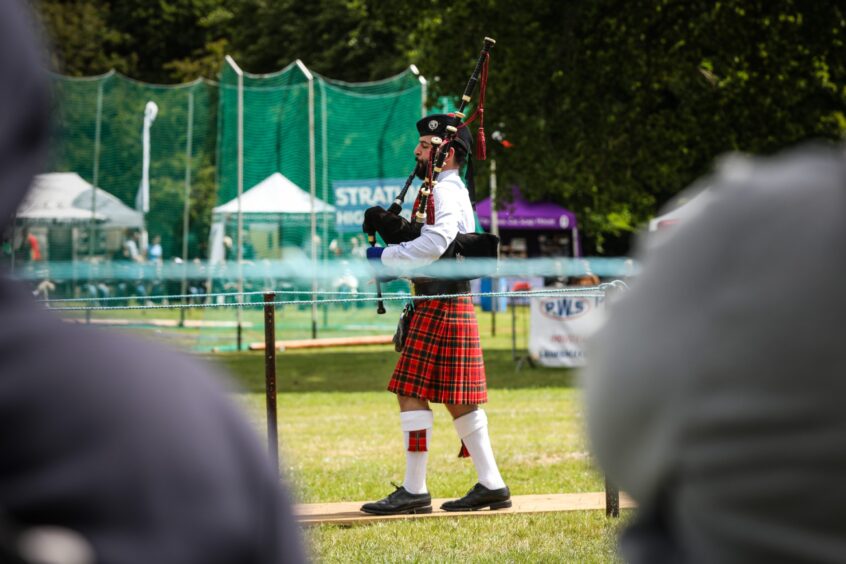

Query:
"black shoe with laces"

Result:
[[360, 484, 432, 515], [440, 483, 511, 512]]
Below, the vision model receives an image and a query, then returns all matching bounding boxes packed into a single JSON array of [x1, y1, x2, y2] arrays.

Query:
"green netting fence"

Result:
[[5, 60, 430, 348], [29, 61, 424, 270], [215, 60, 425, 265], [45, 71, 218, 263]]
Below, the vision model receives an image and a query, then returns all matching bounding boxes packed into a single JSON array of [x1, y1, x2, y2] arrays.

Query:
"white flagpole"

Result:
[[137, 100, 158, 255], [138, 101, 158, 214]]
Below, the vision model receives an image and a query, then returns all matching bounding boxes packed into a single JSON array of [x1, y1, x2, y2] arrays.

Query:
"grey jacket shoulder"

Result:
[[585, 144, 846, 563]]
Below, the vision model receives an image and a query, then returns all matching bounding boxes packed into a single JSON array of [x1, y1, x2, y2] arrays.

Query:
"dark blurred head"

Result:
[[0, 2, 50, 230]]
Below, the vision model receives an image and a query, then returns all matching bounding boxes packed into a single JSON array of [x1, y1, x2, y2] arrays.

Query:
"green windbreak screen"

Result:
[[11, 64, 425, 349], [216, 64, 424, 262], [46, 73, 217, 262], [37, 64, 423, 268]]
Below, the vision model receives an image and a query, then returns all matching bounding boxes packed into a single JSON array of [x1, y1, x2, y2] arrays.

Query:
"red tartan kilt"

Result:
[[388, 296, 487, 404]]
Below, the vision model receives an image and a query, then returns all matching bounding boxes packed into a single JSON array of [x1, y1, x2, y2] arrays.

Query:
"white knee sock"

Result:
[[400, 410, 433, 495], [453, 409, 506, 490]]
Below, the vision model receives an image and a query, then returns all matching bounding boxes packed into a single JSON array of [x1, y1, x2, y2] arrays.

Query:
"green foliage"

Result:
[[37, 0, 238, 82], [38, 0, 416, 81], [164, 37, 229, 83], [229, 0, 417, 79], [407, 0, 846, 253], [37, 0, 134, 75]]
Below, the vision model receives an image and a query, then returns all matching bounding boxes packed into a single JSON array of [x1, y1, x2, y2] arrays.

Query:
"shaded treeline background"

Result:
[[32, 0, 846, 254]]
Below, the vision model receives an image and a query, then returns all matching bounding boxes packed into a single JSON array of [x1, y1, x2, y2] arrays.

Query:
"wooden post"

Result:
[[602, 281, 622, 517], [264, 292, 279, 475]]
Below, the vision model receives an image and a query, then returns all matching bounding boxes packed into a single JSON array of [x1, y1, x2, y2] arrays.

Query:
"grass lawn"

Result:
[[62, 303, 630, 561], [203, 317, 628, 561]]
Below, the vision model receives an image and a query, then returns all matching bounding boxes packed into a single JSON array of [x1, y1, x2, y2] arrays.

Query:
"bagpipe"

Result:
[[363, 38, 500, 313]]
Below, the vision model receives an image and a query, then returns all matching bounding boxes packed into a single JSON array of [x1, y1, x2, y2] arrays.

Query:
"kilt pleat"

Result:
[[388, 296, 487, 404]]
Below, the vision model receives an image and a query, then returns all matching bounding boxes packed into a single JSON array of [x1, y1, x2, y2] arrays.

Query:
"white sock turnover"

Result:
[[400, 410, 433, 495], [453, 409, 506, 490]]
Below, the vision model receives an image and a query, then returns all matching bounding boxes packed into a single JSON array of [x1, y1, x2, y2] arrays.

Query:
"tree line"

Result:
[[34, 0, 846, 254]]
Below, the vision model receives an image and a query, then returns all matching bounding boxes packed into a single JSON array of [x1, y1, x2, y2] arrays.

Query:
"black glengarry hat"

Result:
[[416, 114, 473, 154], [415, 113, 478, 206]]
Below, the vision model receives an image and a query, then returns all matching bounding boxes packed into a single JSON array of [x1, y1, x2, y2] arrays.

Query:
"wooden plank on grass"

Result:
[[295, 492, 636, 526], [249, 335, 394, 351]]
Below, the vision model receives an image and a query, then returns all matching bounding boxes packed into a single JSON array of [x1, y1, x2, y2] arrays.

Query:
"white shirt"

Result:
[[381, 169, 475, 268]]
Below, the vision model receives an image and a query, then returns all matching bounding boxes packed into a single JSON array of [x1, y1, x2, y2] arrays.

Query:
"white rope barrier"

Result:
[[45, 285, 618, 312]]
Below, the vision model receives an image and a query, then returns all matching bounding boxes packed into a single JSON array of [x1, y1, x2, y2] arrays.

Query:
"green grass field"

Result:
[[211, 349, 629, 562], [61, 303, 629, 561]]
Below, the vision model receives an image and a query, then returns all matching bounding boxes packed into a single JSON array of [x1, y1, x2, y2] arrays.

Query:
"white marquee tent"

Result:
[[209, 172, 334, 263], [212, 172, 334, 216], [18, 172, 144, 228]]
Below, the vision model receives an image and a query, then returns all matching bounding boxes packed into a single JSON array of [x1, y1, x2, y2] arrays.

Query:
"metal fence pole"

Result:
[[264, 292, 279, 475], [89, 74, 105, 263], [319, 77, 329, 331], [295, 59, 318, 340], [179, 87, 194, 327], [602, 282, 623, 517], [86, 73, 108, 324], [225, 55, 245, 351], [410, 64, 427, 118]]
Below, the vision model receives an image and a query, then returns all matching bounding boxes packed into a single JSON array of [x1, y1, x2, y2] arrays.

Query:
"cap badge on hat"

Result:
[[428, 119, 439, 131]]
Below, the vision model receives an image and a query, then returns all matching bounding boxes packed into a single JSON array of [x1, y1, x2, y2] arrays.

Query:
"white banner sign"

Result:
[[529, 290, 606, 367]]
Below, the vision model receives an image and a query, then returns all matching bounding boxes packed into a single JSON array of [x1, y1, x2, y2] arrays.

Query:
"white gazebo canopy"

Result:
[[209, 172, 334, 263], [213, 172, 334, 215], [18, 172, 143, 228]]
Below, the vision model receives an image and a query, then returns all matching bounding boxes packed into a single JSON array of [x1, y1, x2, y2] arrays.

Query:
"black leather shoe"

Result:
[[440, 483, 512, 511], [361, 484, 432, 515]]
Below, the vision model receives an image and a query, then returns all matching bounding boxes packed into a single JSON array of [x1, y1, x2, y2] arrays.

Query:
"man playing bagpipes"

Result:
[[360, 45, 512, 514]]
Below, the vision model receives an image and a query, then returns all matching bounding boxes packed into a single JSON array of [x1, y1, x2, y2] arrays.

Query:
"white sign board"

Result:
[[529, 290, 606, 367]]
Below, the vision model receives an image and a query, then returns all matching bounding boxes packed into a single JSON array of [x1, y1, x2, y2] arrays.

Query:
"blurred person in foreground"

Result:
[[584, 143, 846, 563], [0, 2, 305, 563]]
